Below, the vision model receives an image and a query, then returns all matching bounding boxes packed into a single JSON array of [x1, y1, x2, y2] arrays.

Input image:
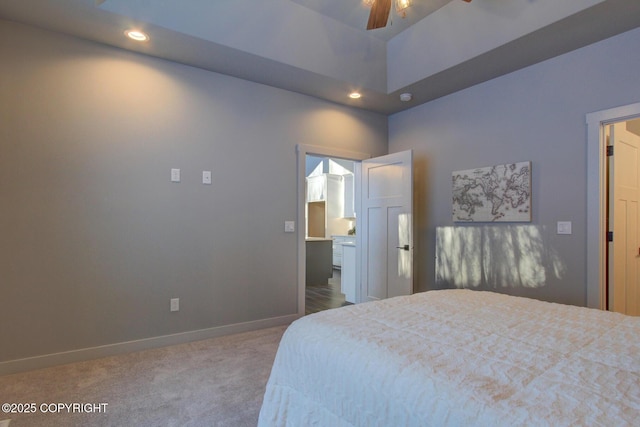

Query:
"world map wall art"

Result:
[[452, 161, 531, 222]]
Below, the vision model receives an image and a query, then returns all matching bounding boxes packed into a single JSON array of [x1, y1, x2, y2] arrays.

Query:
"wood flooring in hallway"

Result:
[[305, 269, 354, 315]]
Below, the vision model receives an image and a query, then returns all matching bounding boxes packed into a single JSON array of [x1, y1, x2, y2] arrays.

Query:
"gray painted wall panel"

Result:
[[389, 27, 640, 306], [0, 20, 387, 362]]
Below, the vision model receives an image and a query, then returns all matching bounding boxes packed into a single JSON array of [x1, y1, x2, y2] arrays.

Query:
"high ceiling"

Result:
[[289, 0, 455, 40], [1, 0, 639, 115]]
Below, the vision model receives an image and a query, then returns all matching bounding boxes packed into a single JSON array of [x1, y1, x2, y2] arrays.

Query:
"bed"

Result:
[[258, 289, 640, 426]]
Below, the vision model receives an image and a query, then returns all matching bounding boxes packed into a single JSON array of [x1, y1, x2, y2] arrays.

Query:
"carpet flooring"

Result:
[[0, 325, 288, 427]]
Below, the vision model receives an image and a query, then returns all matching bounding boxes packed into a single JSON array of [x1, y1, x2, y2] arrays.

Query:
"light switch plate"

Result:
[[557, 221, 572, 235], [284, 221, 295, 233], [171, 168, 181, 183], [202, 171, 212, 185]]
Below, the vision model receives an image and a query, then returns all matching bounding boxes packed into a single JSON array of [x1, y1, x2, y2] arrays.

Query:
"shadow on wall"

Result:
[[435, 225, 566, 290]]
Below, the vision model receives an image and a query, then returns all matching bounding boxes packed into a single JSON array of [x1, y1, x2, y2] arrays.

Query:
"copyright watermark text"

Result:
[[2, 402, 108, 414]]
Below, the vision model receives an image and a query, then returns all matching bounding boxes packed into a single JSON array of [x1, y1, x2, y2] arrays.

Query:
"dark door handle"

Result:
[[396, 245, 410, 251]]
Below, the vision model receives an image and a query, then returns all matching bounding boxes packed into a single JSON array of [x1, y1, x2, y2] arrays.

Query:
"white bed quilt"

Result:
[[258, 289, 640, 426]]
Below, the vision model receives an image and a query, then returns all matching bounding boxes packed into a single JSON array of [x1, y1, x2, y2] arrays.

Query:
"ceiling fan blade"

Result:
[[367, 0, 392, 30]]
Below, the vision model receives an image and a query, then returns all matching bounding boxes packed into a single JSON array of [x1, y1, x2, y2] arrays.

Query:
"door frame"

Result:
[[586, 102, 640, 309], [295, 144, 370, 316]]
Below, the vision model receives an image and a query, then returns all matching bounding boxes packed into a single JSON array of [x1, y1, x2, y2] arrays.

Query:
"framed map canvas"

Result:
[[452, 161, 531, 222]]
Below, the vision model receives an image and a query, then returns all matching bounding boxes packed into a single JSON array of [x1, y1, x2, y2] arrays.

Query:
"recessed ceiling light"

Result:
[[349, 92, 362, 99], [125, 30, 149, 42]]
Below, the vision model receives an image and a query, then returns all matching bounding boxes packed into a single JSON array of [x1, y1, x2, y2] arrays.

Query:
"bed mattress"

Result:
[[258, 289, 640, 426]]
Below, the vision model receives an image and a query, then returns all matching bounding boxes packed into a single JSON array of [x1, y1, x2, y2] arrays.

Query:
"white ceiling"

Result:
[[289, 0, 455, 40], [1, 0, 639, 115]]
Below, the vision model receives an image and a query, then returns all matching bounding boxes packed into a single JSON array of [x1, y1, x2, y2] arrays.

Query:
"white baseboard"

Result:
[[0, 314, 298, 376]]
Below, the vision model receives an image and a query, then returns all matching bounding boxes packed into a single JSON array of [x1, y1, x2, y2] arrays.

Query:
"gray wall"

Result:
[[0, 20, 387, 363], [389, 27, 640, 306]]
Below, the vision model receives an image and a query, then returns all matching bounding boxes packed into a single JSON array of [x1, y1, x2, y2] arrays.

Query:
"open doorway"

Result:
[[605, 119, 640, 315], [586, 102, 640, 312], [304, 155, 357, 314], [295, 144, 370, 317], [295, 145, 414, 317]]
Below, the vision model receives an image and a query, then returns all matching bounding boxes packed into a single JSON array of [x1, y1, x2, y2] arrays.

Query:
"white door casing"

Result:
[[360, 150, 413, 302]]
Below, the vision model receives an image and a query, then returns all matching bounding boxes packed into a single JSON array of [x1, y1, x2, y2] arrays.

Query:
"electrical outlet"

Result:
[[170, 298, 179, 312]]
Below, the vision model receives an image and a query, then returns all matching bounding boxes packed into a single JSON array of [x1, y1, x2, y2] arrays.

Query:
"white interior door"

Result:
[[359, 150, 413, 302], [609, 122, 640, 315]]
